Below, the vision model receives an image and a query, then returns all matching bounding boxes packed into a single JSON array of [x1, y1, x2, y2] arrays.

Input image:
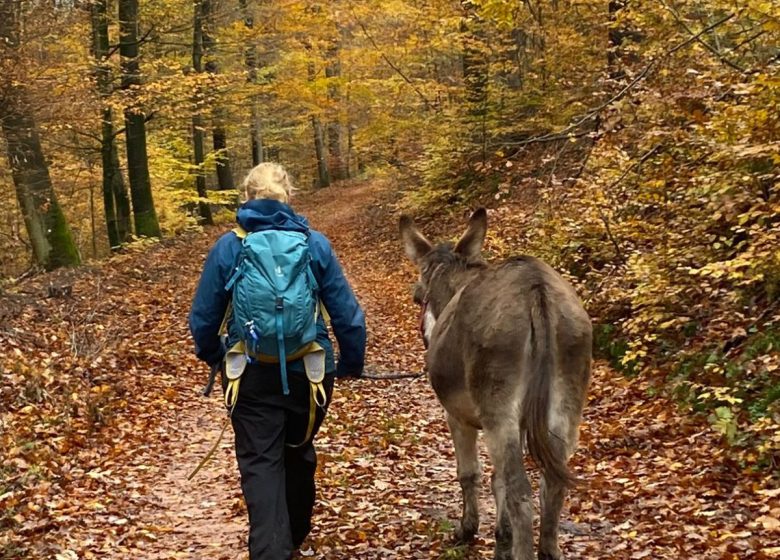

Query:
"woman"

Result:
[[189, 162, 366, 559]]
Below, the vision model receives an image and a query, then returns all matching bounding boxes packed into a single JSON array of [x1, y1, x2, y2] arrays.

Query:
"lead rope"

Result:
[[187, 376, 241, 480]]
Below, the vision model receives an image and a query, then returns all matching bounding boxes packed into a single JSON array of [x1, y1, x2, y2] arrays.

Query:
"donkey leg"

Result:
[[485, 426, 534, 560], [491, 471, 513, 560], [538, 460, 567, 560], [447, 414, 480, 542]]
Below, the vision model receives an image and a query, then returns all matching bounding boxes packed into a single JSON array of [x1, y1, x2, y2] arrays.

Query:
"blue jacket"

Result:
[[189, 199, 366, 377]]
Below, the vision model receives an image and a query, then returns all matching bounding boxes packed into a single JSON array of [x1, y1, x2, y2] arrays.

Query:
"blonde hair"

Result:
[[240, 162, 295, 203]]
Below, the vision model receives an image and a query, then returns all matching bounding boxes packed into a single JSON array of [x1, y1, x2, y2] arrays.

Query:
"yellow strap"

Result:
[[233, 226, 248, 239], [245, 341, 322, 364], [286, 382, 320, 448], [320, 300, 330, 325], [313, 382, 327, 408], [219, 301, 233, 337], [224, 377, 241, 409]]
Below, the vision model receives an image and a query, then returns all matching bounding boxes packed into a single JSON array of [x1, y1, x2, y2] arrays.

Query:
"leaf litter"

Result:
[[1, 179, 777, 559]]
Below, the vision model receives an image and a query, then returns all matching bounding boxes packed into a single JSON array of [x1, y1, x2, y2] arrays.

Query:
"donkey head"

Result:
[[399, 208, 488, 347]]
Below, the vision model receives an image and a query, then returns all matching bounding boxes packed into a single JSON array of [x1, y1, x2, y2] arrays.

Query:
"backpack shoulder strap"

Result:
[[233, 226, 248, 239]]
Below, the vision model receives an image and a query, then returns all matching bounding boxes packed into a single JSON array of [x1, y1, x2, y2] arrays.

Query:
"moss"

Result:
[[134, 209, 163, 239], [43, 191, 80, 270]]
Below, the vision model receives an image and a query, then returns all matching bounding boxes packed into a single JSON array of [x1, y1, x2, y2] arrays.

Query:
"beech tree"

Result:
[[91, 0, 132, 248], [119, 0, 161, 238], [325, 38, 347, 181], [191, 0, 214, 225], [0, 0, 80, 270], [240, 0, 263, 166], [202, 0, 234, 190]]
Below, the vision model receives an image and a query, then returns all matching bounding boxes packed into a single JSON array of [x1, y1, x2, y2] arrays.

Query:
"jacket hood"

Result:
[[236, 199, 309, 233]]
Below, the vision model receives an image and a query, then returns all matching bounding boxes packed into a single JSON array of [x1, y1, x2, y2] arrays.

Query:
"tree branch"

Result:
[[596, 144, 663, 265], [605, 143, 663, 192], [495, 13, 735, 148], [110, 110, 157, 140], [659, 0, 746, 73], [346, 5, 434, 112], [108, 26, 156, 58]]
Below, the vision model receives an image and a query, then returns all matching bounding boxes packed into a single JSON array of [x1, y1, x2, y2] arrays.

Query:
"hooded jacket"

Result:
[[189, 199, 366, 377]]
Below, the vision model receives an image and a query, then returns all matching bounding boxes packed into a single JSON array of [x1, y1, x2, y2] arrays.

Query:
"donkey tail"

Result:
[[521, 284, 577, 488]]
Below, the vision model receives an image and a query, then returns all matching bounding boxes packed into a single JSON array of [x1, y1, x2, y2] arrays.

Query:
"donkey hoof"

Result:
[[538, 551, 563, 560], [453, 521, 478, 543]]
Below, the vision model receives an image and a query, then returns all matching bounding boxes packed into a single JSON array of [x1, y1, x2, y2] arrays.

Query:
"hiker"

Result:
[[189, 162, 366, 559]]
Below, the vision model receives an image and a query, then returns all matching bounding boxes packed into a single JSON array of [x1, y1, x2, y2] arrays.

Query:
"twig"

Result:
[[496, 13, 735, 148], [597, 208, 626, 264], [732, 29, 766, 51], [659, 0, 746, 73], [605, 144, 663, 192], [107, 26, 156, 58], [11, 265, 39, 284], [346, 5, 434, 111], [110, 111, 157, 140], [596, 144, 663, 265], [567, 131, 599, 186], [494, 128, 591, 147], [0, 230, 30, 251]]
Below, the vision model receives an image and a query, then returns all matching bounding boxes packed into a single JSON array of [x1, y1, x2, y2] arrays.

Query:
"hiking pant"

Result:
[[229, 364, 335, 560]]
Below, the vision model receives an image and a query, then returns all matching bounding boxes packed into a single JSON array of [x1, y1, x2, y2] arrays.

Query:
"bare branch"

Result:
[[495, 13, 735, 148], [659, 0, 746, 73], [346, 5, 434, 112], [108, 26, 156, 58], [595, 144, 664, 265]]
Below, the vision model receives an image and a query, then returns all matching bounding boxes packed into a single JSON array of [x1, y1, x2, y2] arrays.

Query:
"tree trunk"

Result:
[[0, 0, 80, 270], [202, 0, 234, 190], [2, 110, 82, 270], [325, 41, 346, 181], [91, 0, 131, 248], [250, 106, 263, 166], [239, 0, 263, 166], [109, 121, 132, 242], [307, 56, 330, 189], [312, 116, 330, 189], [346, 80, 354, 179], [101, 110, 132, 246], [192, 0, 214, 225], [119, 0, 161, 238]]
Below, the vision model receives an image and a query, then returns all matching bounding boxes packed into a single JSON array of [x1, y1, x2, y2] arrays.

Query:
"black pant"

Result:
[[229, 364, 334, 560]]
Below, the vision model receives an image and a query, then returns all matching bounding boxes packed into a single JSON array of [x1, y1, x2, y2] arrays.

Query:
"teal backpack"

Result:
[[189, 226, 327, 480], [224, 227, 320, 395]]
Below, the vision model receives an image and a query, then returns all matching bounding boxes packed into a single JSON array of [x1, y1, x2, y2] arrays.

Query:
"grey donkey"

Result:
[[399, 208, 592, 560]]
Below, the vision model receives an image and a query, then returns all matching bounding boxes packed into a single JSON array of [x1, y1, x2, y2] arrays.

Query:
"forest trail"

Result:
[[5, 179, 777, 560]]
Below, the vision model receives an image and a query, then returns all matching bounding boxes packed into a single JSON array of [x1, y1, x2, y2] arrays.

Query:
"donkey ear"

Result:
[[454, 208, 487, 259], [399, 215, 433, 263]]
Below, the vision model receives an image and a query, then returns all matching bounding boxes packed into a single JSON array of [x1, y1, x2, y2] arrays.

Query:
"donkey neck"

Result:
[[428, 262, 482, 317]]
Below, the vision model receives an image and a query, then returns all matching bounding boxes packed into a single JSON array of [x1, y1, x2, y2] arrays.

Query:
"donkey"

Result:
[[399, 208, 591, 560]]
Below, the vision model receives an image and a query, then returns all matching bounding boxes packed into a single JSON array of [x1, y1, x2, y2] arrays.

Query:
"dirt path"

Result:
[[11, 179, 775, 559]]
